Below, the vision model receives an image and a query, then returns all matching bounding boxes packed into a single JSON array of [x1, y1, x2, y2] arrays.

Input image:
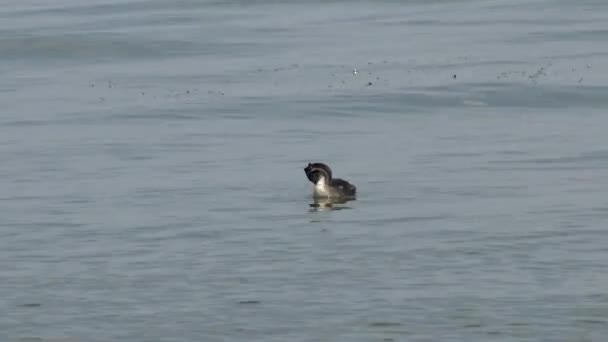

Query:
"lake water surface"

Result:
[[2, 0, 608, 341]]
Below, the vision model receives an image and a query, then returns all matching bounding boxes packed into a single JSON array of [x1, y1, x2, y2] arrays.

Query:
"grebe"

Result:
[[304, 162, 357, 200]]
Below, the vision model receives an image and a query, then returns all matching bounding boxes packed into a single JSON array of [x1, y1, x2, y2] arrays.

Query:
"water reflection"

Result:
[[308, 197, 355, 211]]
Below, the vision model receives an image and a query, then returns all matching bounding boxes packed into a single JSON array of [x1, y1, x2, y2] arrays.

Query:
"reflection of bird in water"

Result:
[[304, 162, 357, 208], [309, 197, 354, 211]]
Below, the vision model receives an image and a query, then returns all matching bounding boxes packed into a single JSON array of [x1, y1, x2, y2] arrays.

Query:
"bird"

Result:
[[304, 162, 357, 200]]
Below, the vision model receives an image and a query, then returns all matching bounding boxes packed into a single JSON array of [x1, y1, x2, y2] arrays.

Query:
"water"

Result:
[[2, 0, 608, 341]]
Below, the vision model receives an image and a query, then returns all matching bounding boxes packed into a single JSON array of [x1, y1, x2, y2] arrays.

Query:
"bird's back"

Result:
[[329, 178, 357, 198]]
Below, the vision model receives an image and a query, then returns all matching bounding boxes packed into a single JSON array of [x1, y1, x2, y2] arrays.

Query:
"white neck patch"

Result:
[[315, 176, 326, 185], [313, 176, 330, 197]]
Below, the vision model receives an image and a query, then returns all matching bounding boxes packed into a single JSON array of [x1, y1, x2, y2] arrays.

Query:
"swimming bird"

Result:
[[304, 162, 357, 200]]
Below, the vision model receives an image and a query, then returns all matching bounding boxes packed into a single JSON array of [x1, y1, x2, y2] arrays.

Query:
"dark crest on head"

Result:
[[304, 162, 333, 184]]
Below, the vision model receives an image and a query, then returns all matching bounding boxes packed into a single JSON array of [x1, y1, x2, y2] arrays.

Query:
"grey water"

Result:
[[2, 0, 608, 341]]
